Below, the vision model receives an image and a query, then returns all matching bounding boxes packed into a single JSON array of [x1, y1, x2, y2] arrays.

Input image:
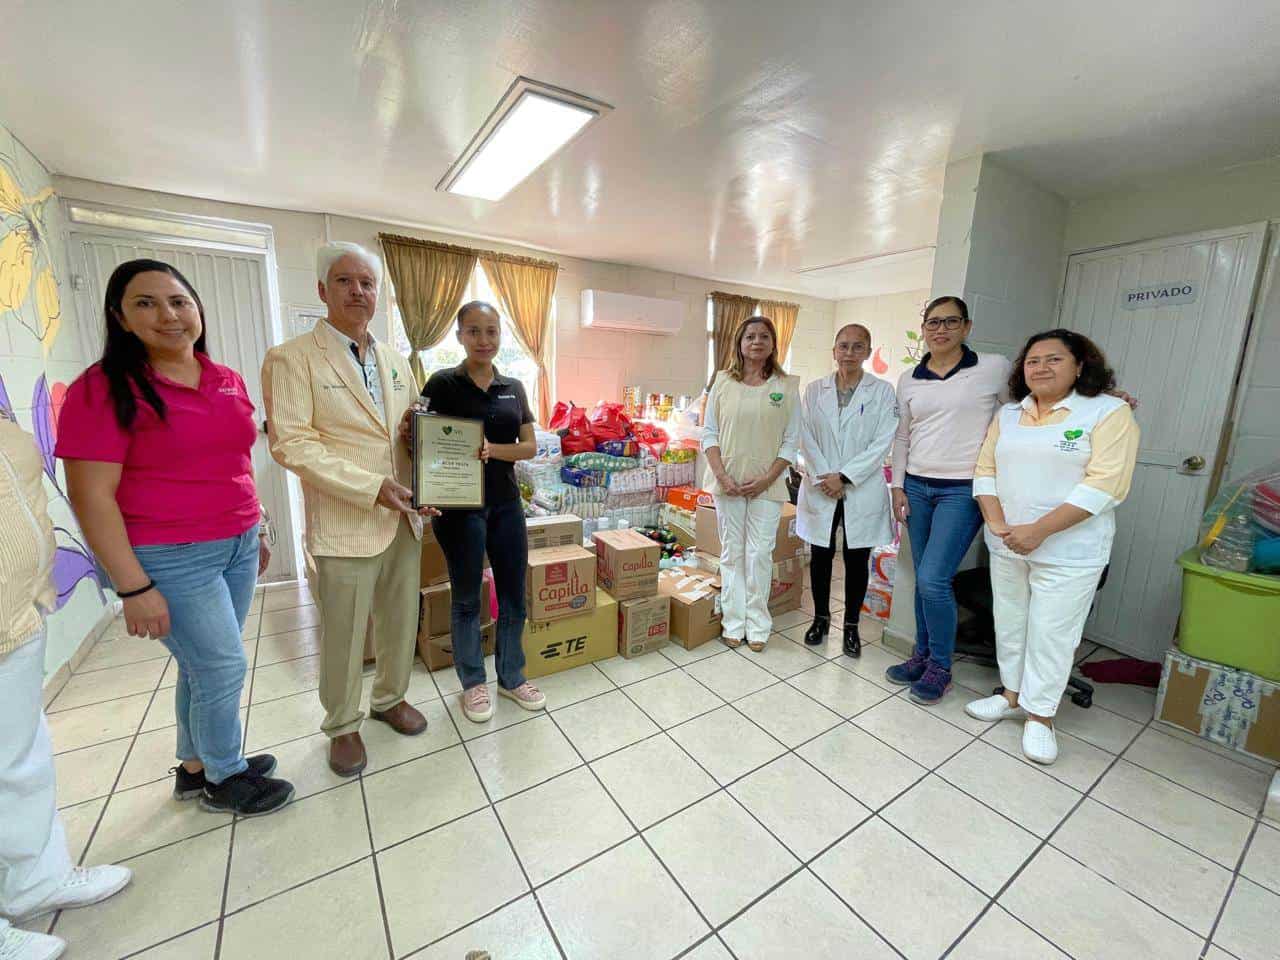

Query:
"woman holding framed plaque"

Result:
[[412, 301, 544, 723]]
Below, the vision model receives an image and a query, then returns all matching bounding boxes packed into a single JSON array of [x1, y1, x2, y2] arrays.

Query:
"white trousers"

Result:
[[0, 632, 72, 919], [990, 552, 1104, 717], [715, 495, 783, 645]]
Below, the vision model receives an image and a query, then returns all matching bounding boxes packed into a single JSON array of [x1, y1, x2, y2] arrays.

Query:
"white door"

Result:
[[67, 230, 298, 582], [1059, 222, 1268, 661]]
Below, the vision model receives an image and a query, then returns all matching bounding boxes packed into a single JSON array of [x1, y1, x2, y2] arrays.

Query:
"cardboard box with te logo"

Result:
[[521, 589, 618, 678], [618, 594, 671, 659], [526, 544, 597, 621], [592, 528, 661, 600], [526, 514, 584, 551]]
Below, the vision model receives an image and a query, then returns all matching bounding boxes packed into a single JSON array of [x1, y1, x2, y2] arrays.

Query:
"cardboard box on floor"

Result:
[[1156, 648, 1280, 765], [658, 569, 721, 649], [527, 544, 597, 621], [527, 514, 583, 551], [592, 529, 660, 600], [694, 501, 802, 561], [522, 588, 617, 678], [692, 551, 801, 616], [419, 623, 495, 672], [618, 594, 671, 659], [420, 521, 449, 586], [416, 578, 494, 671]]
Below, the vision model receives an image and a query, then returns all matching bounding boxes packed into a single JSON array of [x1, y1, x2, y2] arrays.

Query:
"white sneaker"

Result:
[[1021, 721, 1059, 764], [16, 865, 132, 921], [0, 927, 66, 960], [964, 694, 1024, 722]]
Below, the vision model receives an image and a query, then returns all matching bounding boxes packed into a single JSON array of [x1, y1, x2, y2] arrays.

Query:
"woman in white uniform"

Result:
[[966, 329, 1139, 764], [703, 316, 801, 652], [797, 324, 899, 658]]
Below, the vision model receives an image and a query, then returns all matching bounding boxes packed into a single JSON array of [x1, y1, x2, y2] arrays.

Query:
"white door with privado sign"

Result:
[[1058, 222, 1268, 662]]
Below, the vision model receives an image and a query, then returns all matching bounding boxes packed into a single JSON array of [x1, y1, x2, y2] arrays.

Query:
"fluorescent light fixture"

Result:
[[438, 77, 612, 202]]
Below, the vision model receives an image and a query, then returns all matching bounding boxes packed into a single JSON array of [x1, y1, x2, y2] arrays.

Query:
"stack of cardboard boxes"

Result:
[[694, 501, 804, 616], [594, 528, 669, 659], [415, 524, 495, 671], [522, 525, 619, 678]]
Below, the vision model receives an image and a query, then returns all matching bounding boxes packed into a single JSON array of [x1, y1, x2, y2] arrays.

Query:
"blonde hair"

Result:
[[725, 315, 785, 382]]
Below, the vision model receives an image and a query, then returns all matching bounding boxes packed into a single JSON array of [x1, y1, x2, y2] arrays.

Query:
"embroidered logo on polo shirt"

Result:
[[217, 386, 240, 396], [1056, 428, 1086, 452], [769, 392, 784, 407], [498, 393, 517, 399]]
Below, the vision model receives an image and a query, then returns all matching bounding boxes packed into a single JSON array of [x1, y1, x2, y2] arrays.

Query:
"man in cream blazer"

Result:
[[263, 242, 435, 776]]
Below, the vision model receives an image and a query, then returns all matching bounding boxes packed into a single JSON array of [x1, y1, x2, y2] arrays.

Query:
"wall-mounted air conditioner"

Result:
[[580, 289, 684, 335]]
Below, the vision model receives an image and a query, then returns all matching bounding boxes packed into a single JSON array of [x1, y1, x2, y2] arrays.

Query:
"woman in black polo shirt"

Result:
[[417, 301, 543, 722]]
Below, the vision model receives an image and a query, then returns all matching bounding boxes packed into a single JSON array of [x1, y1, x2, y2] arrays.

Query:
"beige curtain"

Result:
[[378, 233, 477, 386], [708, 292, 758, 388], [480, 251, 559, 424], [758, 299, 800, 364]]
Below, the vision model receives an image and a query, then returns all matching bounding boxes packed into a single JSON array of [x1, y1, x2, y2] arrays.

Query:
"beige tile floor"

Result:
[[24, 578, 1280, 960]]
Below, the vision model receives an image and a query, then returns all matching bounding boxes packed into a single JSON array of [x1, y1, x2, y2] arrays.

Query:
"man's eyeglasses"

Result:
[[923, 315, 965, 331]]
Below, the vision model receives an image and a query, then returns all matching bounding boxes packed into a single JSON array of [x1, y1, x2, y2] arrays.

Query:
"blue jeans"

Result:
[[134, 526, 258, 784], [432, 500, 528, 691], [903, 475, 983, 670]]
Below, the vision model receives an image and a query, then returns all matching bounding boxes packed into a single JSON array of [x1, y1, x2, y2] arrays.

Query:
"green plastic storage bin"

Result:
[[1176, 549, 1280, 681]]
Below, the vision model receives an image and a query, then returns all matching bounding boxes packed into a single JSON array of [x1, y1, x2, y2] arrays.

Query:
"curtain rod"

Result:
[[379, 231, 558, 270]]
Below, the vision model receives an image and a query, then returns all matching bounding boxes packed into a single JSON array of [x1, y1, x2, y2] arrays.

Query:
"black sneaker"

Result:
[[200, 771, 294, 817], [172, 755, 278, 801]]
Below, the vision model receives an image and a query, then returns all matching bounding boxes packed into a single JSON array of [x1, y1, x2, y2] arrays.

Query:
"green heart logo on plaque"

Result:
[[1063, 429, 1083, 440], [442, 425, 453, 435], [769, 392, 783, 402]]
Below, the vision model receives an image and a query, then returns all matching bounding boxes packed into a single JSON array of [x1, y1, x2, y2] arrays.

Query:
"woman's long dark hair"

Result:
[[101, 259, 207, 429], [1008, 328, 1116, 401]]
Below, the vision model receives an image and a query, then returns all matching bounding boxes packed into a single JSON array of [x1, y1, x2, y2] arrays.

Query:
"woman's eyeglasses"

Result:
[[922, 315, 965, 331]]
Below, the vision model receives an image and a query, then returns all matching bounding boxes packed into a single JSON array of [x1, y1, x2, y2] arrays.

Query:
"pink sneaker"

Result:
[[461, 684, 493, 723], [498, 681, 547, 712]]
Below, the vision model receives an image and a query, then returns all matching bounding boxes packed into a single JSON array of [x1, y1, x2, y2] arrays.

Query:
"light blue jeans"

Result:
[[134, 526, 258, 784]]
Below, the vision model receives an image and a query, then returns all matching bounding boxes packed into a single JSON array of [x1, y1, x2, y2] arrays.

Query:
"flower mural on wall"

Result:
[[0, 157, 61, 356], [0, 370, 105, 610]]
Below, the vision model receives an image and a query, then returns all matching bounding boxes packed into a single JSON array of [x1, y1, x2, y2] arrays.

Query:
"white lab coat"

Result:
[[797, 373, 898, 549]]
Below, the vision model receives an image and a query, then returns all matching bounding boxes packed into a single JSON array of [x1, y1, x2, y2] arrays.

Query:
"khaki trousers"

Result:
[[310, 518, 420, 738]]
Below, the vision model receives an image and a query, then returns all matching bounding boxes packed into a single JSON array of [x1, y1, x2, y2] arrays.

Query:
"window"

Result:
[[706, 296, 766, 382], [388, 265, 543, 407]]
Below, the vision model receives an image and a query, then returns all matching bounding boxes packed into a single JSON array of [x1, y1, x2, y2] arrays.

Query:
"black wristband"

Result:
[[117, 580, 156, 599]]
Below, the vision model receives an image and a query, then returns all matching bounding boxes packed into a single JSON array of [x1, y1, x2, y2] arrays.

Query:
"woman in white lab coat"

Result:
[[798, 323, 899, 658]]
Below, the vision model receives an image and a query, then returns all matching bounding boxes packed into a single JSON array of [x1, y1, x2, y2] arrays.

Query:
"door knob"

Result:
[[1182, 455, 1206, 472]]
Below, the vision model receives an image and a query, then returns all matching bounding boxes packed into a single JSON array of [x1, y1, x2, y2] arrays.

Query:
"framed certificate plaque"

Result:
[[411, 413, 485, 509]]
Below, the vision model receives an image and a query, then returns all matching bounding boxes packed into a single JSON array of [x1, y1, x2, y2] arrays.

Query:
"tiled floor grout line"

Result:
[[937, 716, 1153, 959], [52, 611, 1277, 959], [116, 919, 221, 959], [1199, 803, 1269, 958], [355, 775, 396, 960]]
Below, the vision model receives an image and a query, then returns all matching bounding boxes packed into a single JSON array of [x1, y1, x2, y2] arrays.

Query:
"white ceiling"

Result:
[[3, 0, 1279, 300]]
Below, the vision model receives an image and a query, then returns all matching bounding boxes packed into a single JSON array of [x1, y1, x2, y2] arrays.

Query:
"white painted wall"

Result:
[[886, 155, 1068, 651], [1064, 158, 1280, 479], [54, 177, 836, 411], [834, 289, 931, 385]]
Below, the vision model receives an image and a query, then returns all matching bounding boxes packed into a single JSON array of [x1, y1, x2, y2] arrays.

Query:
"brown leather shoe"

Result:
[[369, 700, 428, 736], [329, 733, 367, 777]]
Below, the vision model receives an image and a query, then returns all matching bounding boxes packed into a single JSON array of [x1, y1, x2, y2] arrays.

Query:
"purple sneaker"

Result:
[[885, 653, 928, 686], [909, 662, 952, 705]]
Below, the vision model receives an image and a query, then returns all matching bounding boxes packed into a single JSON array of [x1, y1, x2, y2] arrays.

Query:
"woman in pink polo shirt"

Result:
[[57, 259, 293, 818]]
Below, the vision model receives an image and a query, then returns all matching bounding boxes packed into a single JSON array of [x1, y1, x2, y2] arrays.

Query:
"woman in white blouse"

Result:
[[703, 316, 801, 652], [797, 324, 899, 658]]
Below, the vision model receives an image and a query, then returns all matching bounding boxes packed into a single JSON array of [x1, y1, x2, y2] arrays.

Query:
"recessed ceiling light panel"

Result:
[[438, 77, 612, 202]]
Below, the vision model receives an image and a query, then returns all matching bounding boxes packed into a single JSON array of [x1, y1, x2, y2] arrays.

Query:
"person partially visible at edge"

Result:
[[58, 258, 294, 817], [797, 323, 899, 659], [702, 315, 801, 653], [885, 296, 1013, 704], [1, 419, 132, 960], [400, 301, 544, 724], [262, 242, 437, 778], [966, 329, 1139, 765]]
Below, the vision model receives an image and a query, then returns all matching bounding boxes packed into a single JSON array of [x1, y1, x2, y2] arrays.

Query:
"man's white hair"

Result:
[[316, 241, 383, 289]]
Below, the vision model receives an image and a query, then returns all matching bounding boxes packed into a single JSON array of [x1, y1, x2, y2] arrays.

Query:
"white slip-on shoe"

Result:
[[1021, 720, 1059, 764], [0, 927, 66, 960], [964, 694, 1025, 722], [17, 865, 132, 921]]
